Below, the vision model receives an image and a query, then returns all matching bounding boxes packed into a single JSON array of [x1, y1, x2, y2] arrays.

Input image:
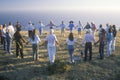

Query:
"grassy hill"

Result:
[[0, 30, 120, 80]]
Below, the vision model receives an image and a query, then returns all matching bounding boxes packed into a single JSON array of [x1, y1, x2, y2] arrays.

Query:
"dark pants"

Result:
[[2, 37, 6, 50], [32, 44, 39, 60], [84, 42, 92, 61], [0, 36, 3, 44], [68, 45, 74, 62], [99, 42, 104, 59], [16, 42, 23, 58], [28, 30, 33, 38]]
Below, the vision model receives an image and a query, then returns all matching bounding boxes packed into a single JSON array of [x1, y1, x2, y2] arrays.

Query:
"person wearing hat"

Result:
[[68, 20, 75, 32], [45, 29, 58, 64], [80, 30, 96, 61], [27, 21, 35, 38]]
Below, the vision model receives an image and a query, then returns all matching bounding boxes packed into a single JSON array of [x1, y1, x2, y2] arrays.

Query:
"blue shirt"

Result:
[[68, 23, 74, 31]]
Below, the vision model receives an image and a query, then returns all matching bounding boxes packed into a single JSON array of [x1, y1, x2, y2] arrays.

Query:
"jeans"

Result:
[[32, 44, 39, 60], [39, 28, 43, 35], [68, 45, 74, 62], [47, 45, 56, 63], [84, 42, 92, 61], [107, 40, 112, 56], [6, 39, 12, 53], [99, 42, 104, 59]]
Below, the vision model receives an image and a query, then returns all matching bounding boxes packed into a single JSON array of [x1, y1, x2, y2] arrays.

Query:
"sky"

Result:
[[0, 0, 120, 12]]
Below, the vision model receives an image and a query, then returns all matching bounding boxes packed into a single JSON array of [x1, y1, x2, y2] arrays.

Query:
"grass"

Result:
[[0, 30, 120, 80]]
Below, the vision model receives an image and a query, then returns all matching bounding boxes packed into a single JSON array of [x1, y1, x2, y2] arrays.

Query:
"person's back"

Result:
[[46, 34, 57, 46], [14, 31, 22, 42], [8, 23, 15, 37]]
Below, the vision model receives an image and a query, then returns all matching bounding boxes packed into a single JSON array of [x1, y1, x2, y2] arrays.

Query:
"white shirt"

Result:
[[81, 33, 95, 43], [28, 24, 34, 31], [66, 38, 77, 45], [45, 34, 58, 46], [28, 34, 41, 44], [2, 28, 6, 37], [7, 25, 15, 37], [36, 23, 45, 30]]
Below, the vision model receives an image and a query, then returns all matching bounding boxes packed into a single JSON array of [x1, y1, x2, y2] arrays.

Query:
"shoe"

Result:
[[10, 53, 13, 55]]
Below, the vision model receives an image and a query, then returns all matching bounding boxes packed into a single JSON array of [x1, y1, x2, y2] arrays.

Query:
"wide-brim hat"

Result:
[[69, 21, 74, 23]]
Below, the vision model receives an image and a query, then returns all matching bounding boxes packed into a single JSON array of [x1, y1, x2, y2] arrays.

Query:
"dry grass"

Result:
[[0, 30, 120, 80]]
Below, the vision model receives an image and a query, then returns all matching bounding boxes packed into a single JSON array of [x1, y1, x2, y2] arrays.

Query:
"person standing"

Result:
[[91, 22, 96, 37], [45, 29, 58, 64], [68, 21, 75, 32], [84, 22, 91, 31], [81, 30, 96, 61], [46, 20, 56, 29], [7, 22, 15, 54], [7, 22, 15, 37], [95, 29, 106, 59], [77, 21, 83, 38], [6, 29, 12, 54], [59, 21, 66, 36], [2, 24, 7, 50], [28, 29, 41, 61], [111, 25, 117, 51], [66, 32, 77, 64], [27, 21, 35, 38], [14, 29, 26, 58], [0, 25, 3, 44], [38, 21, 45, 35], [106, 27, 113, 57], [15, 21, 22, 31]]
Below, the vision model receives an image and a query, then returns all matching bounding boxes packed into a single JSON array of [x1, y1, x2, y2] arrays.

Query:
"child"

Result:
[[66, 32, 77, 64], [28, 29, 41, 61]]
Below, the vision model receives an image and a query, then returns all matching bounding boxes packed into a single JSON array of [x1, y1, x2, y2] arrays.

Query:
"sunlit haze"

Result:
[[0, 0, 120, 12]]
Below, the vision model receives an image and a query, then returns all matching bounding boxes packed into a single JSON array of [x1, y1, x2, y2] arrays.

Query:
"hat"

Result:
[[69, 21, 74, 23]]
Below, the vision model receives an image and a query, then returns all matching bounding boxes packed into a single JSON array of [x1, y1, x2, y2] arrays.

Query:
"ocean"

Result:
[[0, 11, 120, 30]]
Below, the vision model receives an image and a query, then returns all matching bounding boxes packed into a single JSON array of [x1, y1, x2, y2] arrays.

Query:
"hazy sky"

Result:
[[0, 0, 120, 12]]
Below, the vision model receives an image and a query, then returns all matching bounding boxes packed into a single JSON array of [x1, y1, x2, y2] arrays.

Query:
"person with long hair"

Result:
[[66, 32, 77, 64], [28, 29, 41, 61]]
